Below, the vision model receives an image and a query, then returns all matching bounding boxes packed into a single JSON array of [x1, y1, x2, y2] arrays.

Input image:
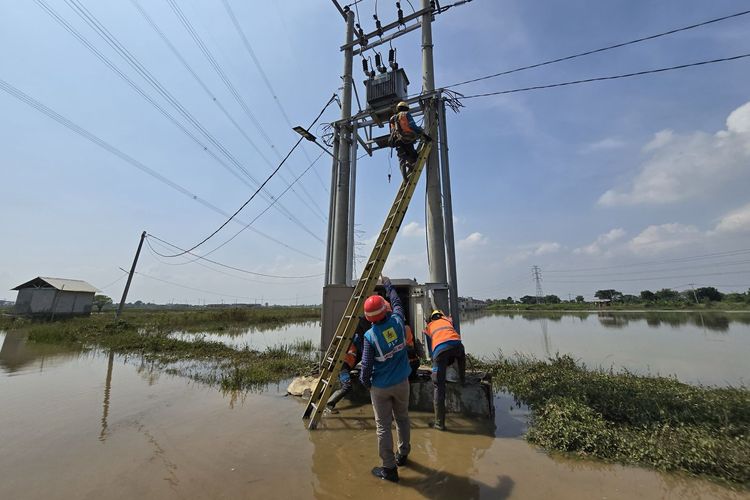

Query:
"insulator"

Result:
[[388, 48, 395, 63], [362, 58, 369, 76], [374, 53, 382, 67], [396, 2, 404, 24]]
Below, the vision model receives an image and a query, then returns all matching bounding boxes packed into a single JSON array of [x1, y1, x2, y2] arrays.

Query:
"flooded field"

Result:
[[1, 311, 748, 499], [174, 311, 750, 386]]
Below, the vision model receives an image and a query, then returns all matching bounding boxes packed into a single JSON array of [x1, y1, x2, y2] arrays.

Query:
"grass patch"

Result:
[[475, 354, 750, 487], [4, 308, 319, 390]]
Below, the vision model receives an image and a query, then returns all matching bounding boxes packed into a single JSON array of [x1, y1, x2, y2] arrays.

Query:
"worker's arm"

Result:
[[359, 338, 374, 389], [382, 276, 404, 321], [406, 113, 423, 135]]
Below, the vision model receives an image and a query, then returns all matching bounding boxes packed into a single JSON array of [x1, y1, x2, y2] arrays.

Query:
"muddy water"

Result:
[[178, 311, 750, 386], [1, 331, 746, 500]]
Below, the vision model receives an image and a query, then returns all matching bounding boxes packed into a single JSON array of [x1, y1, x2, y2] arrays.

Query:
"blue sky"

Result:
[[2, 0, 750, 304]]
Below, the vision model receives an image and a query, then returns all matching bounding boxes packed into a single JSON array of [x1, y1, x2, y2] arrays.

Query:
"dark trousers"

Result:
[[431, 343, 466, 414], [394, 141, 418, 179]]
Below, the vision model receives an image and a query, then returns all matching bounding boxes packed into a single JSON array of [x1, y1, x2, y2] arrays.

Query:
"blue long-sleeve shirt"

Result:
[[359, 279, 406, 388]]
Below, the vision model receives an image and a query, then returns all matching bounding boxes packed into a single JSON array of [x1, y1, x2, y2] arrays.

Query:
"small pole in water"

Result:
[[116, 231, 146, 321]]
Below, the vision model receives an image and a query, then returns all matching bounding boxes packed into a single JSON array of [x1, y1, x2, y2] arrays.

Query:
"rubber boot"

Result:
[[326, 387, 347, 412], [372, 466, 399, 482], [432, 400, 446, 431]]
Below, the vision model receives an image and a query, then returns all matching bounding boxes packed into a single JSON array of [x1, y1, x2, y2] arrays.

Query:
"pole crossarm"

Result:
[[340, 6, 434, 52]]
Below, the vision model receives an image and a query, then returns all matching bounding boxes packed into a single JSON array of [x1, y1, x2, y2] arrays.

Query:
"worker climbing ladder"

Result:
[[303, 139, 433, 429]]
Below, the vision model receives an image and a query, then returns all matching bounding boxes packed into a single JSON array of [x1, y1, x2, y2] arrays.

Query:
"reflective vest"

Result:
[[343, 341, 358, 368], [423, 317, 461, 352], [364, 314, 411, 388], [389, 111, 417, 143]]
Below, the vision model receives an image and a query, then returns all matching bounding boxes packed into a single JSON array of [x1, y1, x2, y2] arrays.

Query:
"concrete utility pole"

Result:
[[438, 99, 460, 331], [421, 0, 449, 312], [116, 231, 146, 320], [330, 9, 355, 285]]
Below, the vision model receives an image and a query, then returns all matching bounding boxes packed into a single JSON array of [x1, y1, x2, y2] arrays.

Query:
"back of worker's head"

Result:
[[396, 101, 409, 112], [429, 309, 445, 322], [364, 295, 388, 323]]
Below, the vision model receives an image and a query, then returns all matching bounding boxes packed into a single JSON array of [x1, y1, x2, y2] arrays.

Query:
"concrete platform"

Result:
[[288, 369, 495, 419]]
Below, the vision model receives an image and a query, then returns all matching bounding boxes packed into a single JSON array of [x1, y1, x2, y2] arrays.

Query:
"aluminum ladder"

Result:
[[303, 140, 433, 429]]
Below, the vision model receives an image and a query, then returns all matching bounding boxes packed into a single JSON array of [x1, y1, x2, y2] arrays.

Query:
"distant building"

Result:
[[458, 296, 487, 312], [12, 277, 97, 317]]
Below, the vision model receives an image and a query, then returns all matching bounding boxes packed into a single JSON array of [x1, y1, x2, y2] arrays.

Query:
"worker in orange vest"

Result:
[[423, 309, 465, 431], [388, 101, 431, 180]]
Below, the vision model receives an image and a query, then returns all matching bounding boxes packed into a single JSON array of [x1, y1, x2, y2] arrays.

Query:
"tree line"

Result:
[[488, 287, 750, 305]]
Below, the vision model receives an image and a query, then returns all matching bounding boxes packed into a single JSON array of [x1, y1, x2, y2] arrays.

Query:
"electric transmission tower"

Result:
[[532, 265, 543, 304]]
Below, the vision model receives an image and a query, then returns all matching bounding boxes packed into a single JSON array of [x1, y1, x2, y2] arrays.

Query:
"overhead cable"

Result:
[[145, 234, 324, 279], [145, 237, 321, 285], [0, 78, 318, 261], [155, 95, 337, 258], [545, 269, 750, 284], [445, 9, 750, 89], [184, 151, 327, 262], [546, 248, 750, 273], [35, 0, 320, 244], [60, 0, 322, 239], [219, 0, 330, 201], [460, 53, 750, 99], [129, 0, 327, 219]]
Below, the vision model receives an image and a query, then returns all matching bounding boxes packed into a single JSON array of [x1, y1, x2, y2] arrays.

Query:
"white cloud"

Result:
[[401, 221, 425, 237], [580, 137, 626, 154], [713, 202, 750, 234], [626, 223, 702, 256], [574, 228, 626, 256], [534, 242, 560, 255], [504, 241, 561, 263], [458, 232, 488, 250], [598, 101, 750, 206]]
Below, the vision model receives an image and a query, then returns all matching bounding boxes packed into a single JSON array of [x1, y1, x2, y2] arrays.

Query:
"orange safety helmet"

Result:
[[364, 295, 387, 323]]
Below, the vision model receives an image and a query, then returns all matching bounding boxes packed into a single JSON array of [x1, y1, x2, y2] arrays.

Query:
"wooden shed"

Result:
[[12, 277, 97, 317]]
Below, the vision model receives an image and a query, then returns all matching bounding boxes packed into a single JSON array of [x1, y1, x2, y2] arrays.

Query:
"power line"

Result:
[[130, 269, 254, 301], [219, 0, 330, 204], [546, 248, 750, 273], [543, 259, 750, 279], [145, 234, 324, 279], [165, 0, 277, 160], [34, 0, 320, 246], [545, 269, 750, 284], [445, 9, 750, 89], [128, 0, 326, 221], [185, 151, 327, 262], [60, 0, 323, 239], [155, 95, 337, 258], [145, 237, 321, 286], [460, 53, 750, 99], [0, 77, 318, 261]]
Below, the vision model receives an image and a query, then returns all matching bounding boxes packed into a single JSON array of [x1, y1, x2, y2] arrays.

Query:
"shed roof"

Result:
[[12, 277, 98, 293]]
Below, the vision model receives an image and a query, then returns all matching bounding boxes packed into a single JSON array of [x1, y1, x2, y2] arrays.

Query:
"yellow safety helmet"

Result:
[[430, 309, 444, 321], [396, 101, 409, 111]]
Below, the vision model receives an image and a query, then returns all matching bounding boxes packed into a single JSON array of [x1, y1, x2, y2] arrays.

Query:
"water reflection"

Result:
[[100, 351, 114, 442], [0, 331, 82, 374], [460, 311, 750, 386]]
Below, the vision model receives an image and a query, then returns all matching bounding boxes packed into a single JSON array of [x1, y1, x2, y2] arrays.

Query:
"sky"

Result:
[[2, 0, 750, 304]]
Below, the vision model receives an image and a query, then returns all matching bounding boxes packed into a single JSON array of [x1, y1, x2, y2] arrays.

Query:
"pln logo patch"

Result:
[[382, 327, 398, 344]]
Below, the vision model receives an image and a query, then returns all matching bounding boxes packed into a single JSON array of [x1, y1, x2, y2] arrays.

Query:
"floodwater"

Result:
[[1, 315, 749, 499], [178, 311, 750, 386]]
